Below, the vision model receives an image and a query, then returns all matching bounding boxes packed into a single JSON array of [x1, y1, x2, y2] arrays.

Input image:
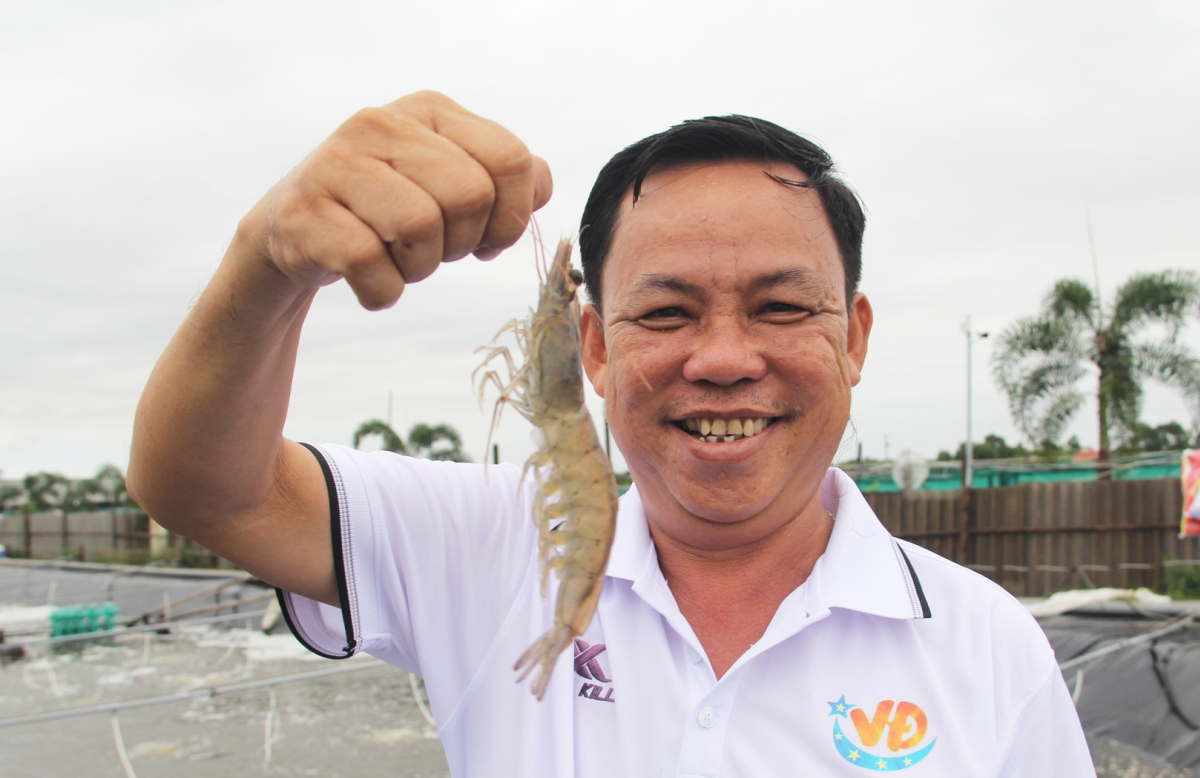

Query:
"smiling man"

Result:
[[129, 93, 1095, 776]]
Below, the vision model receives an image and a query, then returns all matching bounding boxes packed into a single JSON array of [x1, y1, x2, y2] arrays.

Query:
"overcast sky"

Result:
[[2, 0, 1198, 480]]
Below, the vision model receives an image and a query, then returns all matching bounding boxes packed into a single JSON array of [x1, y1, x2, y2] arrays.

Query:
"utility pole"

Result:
[[960, 316, 988, 565], [964, 316, 974, 489], [962, 316, 990, 488]]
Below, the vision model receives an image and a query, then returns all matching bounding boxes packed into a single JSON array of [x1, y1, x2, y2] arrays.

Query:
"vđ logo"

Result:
[[827, 695, 936, 771], [574, 639, 615, 702]]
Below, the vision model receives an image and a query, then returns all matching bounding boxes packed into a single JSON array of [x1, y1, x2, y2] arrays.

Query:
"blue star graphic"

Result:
[[827, 695, 854, 717]]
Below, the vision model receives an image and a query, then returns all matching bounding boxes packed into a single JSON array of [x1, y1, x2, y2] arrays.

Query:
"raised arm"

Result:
[[127, 91, 552, 606]]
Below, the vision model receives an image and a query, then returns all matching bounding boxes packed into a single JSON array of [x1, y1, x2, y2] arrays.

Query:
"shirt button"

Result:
[[697, 707, 716, 728]]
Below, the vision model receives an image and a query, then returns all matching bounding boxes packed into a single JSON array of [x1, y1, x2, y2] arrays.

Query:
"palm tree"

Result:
[[22, 472, 70, 513], [993, 270, 1200, 466], [23, 471, 72, 557], [0, 482, 23, 513], [352, 419, 408, 453], [353, 420, 471, 463], [88, 463, 131, 550], [406, 423, 468, 462]]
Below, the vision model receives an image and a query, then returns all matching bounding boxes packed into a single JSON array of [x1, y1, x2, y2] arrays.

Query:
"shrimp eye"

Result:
[[568, 269, 584, 286]]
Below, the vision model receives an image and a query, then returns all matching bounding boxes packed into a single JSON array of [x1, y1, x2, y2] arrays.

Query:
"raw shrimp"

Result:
[[474, 238, 619, 701]]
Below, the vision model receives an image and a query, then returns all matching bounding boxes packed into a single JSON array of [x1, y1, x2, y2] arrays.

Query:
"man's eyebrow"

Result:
[[624, 273, 705, 300], [748, 267, 828, 296]]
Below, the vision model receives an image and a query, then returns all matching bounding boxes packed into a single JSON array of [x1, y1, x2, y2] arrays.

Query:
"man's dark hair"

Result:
[[578, 115, 865, 313]]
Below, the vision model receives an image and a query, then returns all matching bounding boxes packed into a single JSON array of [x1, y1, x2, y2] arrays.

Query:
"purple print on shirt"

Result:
[[574, 639, 615, 702]]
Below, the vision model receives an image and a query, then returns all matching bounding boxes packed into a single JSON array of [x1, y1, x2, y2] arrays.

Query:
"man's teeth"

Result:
[[682, 417, 769, 442]]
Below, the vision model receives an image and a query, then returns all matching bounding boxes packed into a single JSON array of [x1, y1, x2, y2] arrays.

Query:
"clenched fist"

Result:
[[238, 91, 553, 310]]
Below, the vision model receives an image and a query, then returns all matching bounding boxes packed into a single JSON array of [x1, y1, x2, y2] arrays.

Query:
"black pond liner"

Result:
[[1043, 606, 1200, 777]]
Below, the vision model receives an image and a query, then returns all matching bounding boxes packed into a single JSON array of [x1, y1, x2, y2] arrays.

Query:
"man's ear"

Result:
[[580, 304, 608, 398], [847, 293, 873, 387]]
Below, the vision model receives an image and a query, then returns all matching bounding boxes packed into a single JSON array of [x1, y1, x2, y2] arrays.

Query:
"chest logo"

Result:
[[574, 640, 614, 702], [827, 695, 936, 770]]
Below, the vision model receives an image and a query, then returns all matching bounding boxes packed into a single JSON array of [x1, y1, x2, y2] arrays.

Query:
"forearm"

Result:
[[128, 219, 316, 533]]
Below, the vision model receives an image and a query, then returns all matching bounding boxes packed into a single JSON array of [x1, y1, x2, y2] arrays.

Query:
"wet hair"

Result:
[[578, 115, 865, 313]]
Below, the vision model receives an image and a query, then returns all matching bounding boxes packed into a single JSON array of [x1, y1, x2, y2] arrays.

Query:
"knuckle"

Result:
[[397, 202, 442, 243], [485, 136, 533, 179], [314, 138, 356, 168], [482, 222, 523, 251], [454, 173, 496, 215], [341, 234, 386, 271], [271, 186, 319, 227], [406, 89, 451, 107], [390, 90, 456, 122], [346, 106, 393, 134]]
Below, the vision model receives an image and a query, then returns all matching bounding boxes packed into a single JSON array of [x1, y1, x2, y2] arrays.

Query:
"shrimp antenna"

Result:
[[491, 199, 548, 283], [529, 214, 548, 284]]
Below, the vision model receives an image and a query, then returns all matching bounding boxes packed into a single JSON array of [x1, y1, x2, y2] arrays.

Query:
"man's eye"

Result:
[[638, 306, 688, 329], [642, 306, 686, 319], [760, 302, 811, 319]]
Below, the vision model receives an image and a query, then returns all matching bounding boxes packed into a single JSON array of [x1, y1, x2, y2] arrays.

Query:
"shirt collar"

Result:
[[605, 483, 656, 583], [808, 468, 931, 620], [604, 469, 930, 621]]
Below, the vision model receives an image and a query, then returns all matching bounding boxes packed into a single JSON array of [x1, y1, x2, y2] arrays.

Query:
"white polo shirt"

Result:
[[279, 444, 1094, 777]]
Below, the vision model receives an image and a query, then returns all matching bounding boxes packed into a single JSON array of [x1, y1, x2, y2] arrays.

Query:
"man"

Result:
[[129, 91, 1095, 776]]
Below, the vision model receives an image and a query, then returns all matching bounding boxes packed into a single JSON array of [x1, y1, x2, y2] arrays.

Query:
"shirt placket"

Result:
[[675, 643, 736, 778]]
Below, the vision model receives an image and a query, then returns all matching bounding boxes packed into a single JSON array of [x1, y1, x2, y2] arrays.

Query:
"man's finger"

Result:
[[474, 156, 552, 261], [295, 200, 406, 310], [422, 105, 544, 255], [531, 155, 553, 212], [321, 157, 449, 282]]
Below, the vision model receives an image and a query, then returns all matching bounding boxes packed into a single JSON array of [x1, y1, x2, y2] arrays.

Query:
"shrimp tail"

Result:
[[513, 624, 574, 701]]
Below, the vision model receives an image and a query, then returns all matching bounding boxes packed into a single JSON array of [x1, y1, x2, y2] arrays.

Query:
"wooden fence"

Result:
[[0, 510, 226, 567], [0, 510, 152, 561], [865, 478, 1194, 597]]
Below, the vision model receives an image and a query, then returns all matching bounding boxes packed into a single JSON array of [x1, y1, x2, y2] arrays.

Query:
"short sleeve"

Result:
[[277, 443, 539, 706], [996, 662, 1096, 777]]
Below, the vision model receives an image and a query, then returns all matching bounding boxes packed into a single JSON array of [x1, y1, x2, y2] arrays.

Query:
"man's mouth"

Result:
[[674, 417, 776, 443]]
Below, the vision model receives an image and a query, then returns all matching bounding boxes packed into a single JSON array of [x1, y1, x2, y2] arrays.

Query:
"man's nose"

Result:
[[681, 317, 767, 386]]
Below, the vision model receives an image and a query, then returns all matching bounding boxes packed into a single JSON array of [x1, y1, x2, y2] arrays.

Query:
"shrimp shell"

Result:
[[474, 238, 619, 701]]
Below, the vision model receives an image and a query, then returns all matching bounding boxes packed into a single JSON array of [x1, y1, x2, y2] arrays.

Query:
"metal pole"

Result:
[[960, 315, 975, 566], [965, 315, 974, 489]]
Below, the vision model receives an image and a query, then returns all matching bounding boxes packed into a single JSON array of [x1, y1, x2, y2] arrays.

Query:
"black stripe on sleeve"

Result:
[[274, 587, 349, 659], [301, 442, 357, 655], [897, 546, 932, 619]]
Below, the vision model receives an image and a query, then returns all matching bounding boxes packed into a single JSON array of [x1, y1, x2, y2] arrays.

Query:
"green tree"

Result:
[[406, 423, 469, 462], [1119, 420, 1198, 453], [89, 463, 131, 508], [353, 420, 408, 454], [0, 482, 24, 513], [993, 270, 1200, 464], [936, 433, 1031, 461], [353, 420, 471, 462], [22, 472, 70, 513]]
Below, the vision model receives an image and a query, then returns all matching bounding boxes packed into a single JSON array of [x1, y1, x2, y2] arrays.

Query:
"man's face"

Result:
[[581, 160, 872, 554]]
